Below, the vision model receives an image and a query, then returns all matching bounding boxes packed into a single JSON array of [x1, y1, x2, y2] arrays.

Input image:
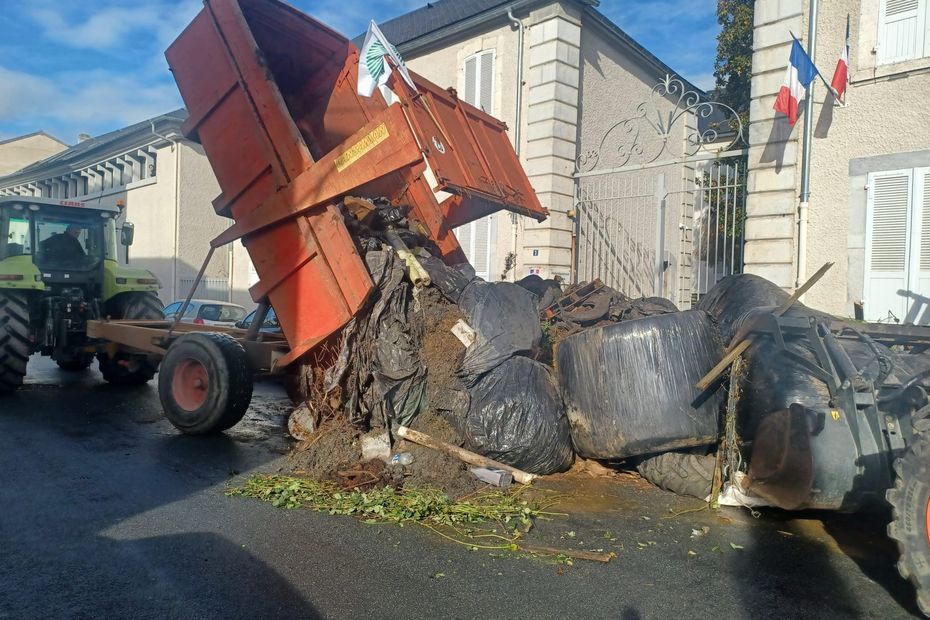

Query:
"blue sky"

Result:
[[0, 0, 718, 145]]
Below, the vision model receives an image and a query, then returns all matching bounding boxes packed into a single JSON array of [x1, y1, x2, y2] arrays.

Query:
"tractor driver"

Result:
[[41, 224, 86, 262]]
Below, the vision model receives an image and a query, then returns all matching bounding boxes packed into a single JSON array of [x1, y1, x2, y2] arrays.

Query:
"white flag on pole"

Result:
[[357, 20, 416, 98]]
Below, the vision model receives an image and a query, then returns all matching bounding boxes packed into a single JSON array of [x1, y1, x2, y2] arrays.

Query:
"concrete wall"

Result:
[[0, 134, 68, 176], [747, 0, 930, 316], [114, 142, 253, 308], [744, 0, 804, 291], [404, 1, 584, 282]]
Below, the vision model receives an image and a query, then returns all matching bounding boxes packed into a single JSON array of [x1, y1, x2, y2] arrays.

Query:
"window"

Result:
[[3, 217, 31, 258], [198, 304, 245, 322], [34, 214, 105, 271], [864, 167, 930, 321], [463, 50, 495, 114], [457, 50, 498, 280], [163, 302, 182, 317], [454, 213, 497, 281], [877, 0, 930, 64]]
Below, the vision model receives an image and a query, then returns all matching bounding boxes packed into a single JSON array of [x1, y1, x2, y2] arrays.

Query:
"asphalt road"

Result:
[[0, 357, 923, 619]]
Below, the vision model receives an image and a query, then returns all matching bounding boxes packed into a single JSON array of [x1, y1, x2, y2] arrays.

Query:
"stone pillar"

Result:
[[520, 3, 582, 281], [744, 0, 804, 288]]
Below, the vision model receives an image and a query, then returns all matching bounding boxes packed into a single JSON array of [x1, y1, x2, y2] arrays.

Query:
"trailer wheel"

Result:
[[0, 291, 31, 394], [636, 451, 716, 500], [887, 430, 930, 616], [98, 292, 164, 385], [158, 332, 253, 434]]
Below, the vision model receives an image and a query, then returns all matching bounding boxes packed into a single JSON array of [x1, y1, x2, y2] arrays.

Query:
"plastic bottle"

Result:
[[390, 452, 414, 466]]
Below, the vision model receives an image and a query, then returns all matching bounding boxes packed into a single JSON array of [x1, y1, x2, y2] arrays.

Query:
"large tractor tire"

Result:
[[636, 451, 716, 500], [158, 332, 253, 434], [98, 292, 164, 385], [887, 411, 930, 616], [0, 291, 30, 394]]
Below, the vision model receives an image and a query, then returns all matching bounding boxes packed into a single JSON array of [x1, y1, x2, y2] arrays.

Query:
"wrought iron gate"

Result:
[[573, 75, 747, 309]]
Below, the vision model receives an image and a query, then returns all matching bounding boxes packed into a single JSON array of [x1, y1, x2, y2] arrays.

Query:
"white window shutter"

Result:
[[463, 50, 495, 113], [479, 51, 494, 113], [865, 170, 912, 320], [464, 56, 477, 106], [877, 0, 925, 64]]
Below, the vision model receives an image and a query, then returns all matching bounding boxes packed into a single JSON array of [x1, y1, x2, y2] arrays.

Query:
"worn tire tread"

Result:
[[886, 428, 930, 616], [636, 451, 716, 500], [0, 291, 31, 393]]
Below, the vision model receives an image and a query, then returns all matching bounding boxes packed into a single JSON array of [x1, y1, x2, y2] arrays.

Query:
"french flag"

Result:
[[773, 38, 819, 126], [831, 15, 850, 102]]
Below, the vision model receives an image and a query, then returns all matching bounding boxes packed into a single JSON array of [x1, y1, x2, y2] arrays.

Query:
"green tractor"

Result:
[[0, 196, 164, 391]]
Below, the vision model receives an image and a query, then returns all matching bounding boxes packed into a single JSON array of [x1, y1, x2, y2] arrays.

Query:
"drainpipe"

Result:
[[796, 0, 818, 299], [507, 8, 524, 282], [151, 121, 181, 300]]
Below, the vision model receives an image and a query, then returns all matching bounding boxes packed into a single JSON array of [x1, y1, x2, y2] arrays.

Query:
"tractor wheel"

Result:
[[0, 291, 30, 394], [887, 428, 930, 616], [158, 332, 253, 434], [98, 292, 164, 385], [636, 451, 716, 500], [56, 353, 94, 372]]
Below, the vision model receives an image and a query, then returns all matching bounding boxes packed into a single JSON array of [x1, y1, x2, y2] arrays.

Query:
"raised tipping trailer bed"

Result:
[[166, 0, 546, 368], [109, 0, 546, 434]]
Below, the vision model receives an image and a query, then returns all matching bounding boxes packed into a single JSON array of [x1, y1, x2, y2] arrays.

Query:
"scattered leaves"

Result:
[[228, 474, 561, 550]]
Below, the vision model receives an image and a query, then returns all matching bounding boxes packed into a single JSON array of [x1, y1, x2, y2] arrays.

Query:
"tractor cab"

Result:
[[0, 199, 122, 297], [0, 196, 161, 389]]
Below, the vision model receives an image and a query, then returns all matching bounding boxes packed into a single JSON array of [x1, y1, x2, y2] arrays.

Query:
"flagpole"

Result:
[[796, 0, 818, 295]]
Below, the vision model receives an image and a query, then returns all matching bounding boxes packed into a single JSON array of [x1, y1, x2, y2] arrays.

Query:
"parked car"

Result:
[[163, 299, 246, 326], [236, 306, 283, 334]]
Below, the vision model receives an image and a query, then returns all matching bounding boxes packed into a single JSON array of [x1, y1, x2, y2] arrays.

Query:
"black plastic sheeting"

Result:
[[418, 254, 474, 304], [458, 356, 574, 474], [457, 281, 542, 386], [696, 274, 791, 344], [557, 310, 724, 459], [325, 248, 426, 428], [515, 274, 562, 309]]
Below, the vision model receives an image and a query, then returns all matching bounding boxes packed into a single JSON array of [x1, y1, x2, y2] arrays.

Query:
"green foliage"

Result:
[[229, 474, 560, 549], [714, 0, 754, 128]]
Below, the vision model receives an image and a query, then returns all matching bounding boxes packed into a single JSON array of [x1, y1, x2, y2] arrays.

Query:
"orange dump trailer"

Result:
[[165, 0, 547, 368]]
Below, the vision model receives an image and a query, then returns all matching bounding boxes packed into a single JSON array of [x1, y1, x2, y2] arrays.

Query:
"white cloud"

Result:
[[0, 64, 183, 142], [28, 0, 201, 53]]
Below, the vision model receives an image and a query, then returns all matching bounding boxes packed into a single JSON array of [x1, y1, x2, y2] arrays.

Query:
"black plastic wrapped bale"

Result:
[[457, 281, 542, 385], [556, 310, 724, 459], [463, 356, 574, 474], [696, 274, 791, 344]]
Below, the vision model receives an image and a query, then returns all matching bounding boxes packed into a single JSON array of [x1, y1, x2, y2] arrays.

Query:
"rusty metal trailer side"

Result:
[[165, 0, 546, 368]]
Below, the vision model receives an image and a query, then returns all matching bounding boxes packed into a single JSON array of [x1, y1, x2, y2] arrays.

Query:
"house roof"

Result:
[[374, 0, 589, 47], [356, 0, 705, 100], [0, 109, 187, 187], [0, 130, 69, 149]]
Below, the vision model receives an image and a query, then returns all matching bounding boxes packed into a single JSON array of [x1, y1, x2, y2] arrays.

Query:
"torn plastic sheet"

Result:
[[457, 281, 542, 386]]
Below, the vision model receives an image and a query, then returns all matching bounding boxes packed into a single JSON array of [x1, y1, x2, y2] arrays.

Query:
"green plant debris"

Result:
[[228, 474, 563, 550]]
